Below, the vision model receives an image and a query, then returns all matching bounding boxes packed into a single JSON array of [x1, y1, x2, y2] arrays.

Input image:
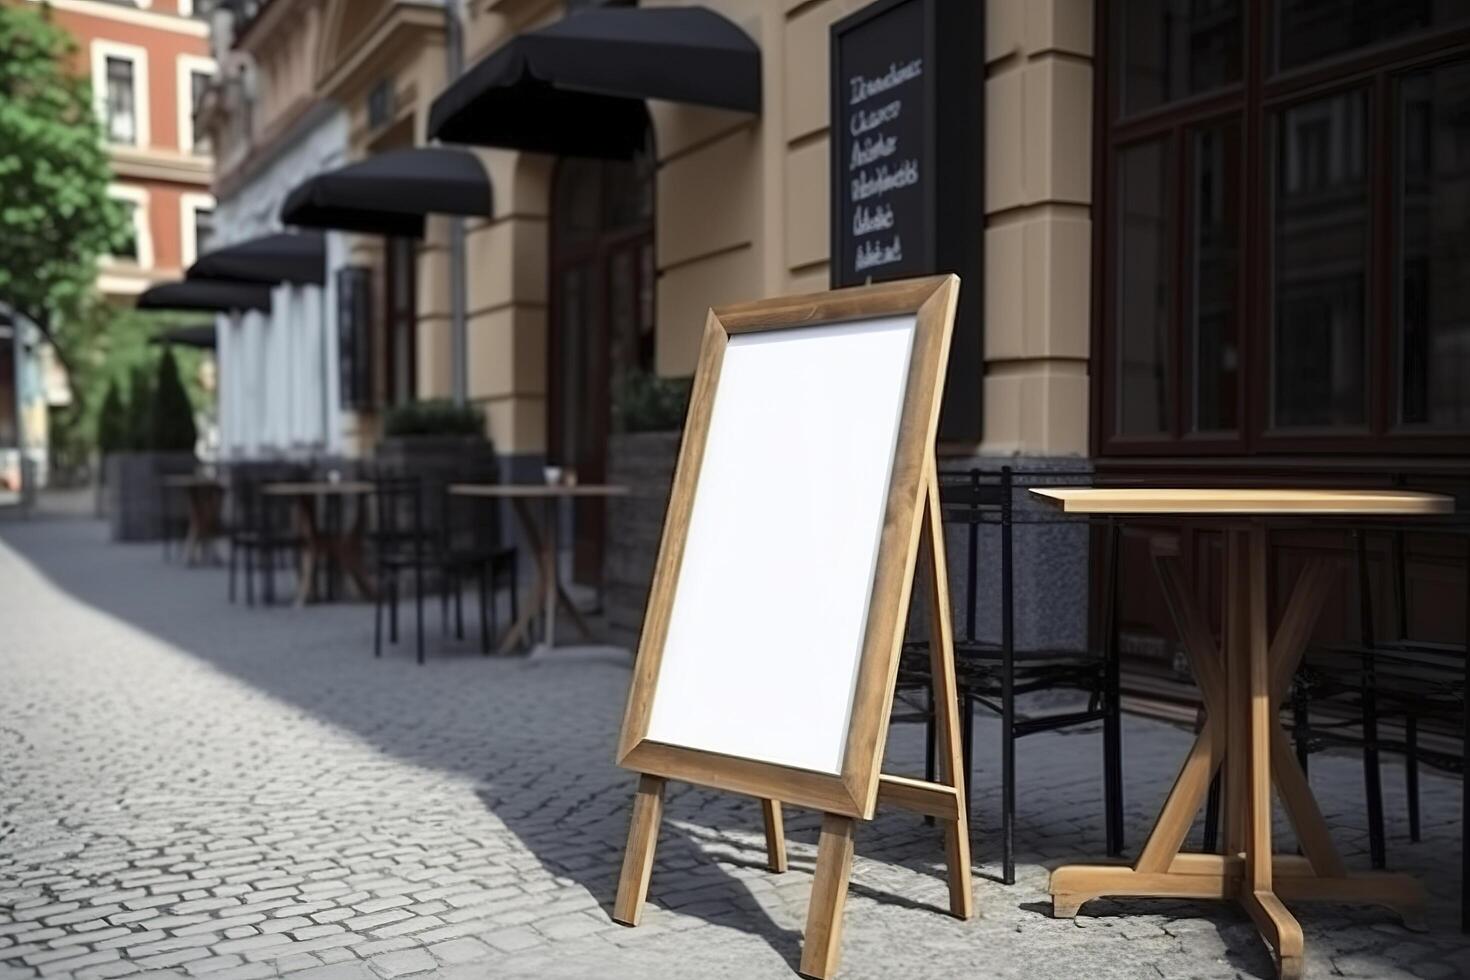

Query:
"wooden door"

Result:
[[549, 139, 655, 586]]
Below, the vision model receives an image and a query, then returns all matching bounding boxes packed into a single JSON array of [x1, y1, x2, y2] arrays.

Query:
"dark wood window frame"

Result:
[[1092, 0, 1470, 459], [383, 236, 417, 407]]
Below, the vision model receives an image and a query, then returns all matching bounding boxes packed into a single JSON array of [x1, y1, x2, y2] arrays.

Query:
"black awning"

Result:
[[427, 6, 760, 157], [280, 147, 493, 238], [149, 324, 217, 349], [136, 280, 272, 313], [187, 232, 326, 286]]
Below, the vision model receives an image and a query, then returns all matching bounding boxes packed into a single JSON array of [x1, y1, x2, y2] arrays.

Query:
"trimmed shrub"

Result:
[[382, 399, 485, 438], [150, 346, 197, 452]]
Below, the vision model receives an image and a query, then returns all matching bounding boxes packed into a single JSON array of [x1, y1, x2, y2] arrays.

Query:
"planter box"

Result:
[[606, 430, 681, 648], [104, 451, 197, 541], [375, 435, 499, 534]]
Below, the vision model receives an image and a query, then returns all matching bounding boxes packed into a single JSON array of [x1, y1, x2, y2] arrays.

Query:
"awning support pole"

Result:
[[445, 0, 468, 408]]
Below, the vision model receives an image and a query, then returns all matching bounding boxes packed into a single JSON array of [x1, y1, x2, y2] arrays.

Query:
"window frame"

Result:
[[176, 53, 217, 156], [91, 39, 150, 148], [179, 191, 216, 268], [103, 184, 153, 269], [1093, 0, 1470, 458]]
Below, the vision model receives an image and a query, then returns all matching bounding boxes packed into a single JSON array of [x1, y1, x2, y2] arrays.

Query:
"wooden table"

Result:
[[261, 481, 376, 606], [1033, 488, 1453, 980], [448, 483, 629, 654], [162, 474, 225, 565]]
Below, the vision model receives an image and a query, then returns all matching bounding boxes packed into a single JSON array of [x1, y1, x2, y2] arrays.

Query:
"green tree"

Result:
[[150, 346, 197, 453], [95, 378, 127, 455], [124, 363, 153, 451], [0, 4, 127, 324], [52, 298, 202, 464]]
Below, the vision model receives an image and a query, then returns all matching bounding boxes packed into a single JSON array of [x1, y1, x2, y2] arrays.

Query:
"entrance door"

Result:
[[549, 138, 655, 586]]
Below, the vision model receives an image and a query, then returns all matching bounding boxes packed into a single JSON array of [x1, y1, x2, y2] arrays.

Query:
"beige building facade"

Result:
[[204, 0, 1094, 466], [443, 0, 1093, 463]]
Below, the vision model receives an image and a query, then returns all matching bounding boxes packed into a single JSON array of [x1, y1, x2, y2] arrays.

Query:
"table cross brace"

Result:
[[1051, 523, 1426, 980]]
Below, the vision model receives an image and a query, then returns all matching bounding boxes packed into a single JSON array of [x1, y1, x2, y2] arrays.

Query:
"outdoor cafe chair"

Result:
[[156, 455, 197, 562], [1183, 501, 1469, 933], [370, 466, 521, 663], [895, 466, 1124, 885], [226, 461, 306, 606], [372, 474, 430, 663], [440, 470, 519, 655], [1291, 518, 1469, 931]]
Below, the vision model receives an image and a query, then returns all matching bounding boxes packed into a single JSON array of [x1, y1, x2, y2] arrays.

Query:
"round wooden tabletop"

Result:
[[161, 475, 224, 489], [261, 481, 376, 496], [1030, 487, 1454, 515], [448, 483, 630, 499]]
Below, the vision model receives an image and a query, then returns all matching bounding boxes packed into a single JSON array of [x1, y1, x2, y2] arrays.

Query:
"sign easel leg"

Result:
[[613, 774, 666, 927], [798, 469, 972, 979], [763, 799, 788, 873], [923, 467, 974, 918], [799, 813, 855, 980]]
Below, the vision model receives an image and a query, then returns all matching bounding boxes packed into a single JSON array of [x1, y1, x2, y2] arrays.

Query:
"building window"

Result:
[[105, 57, 137, 144], [180, 193, 216, 268], [190, 70, 211, 153], [1097, 2, 1470, 454], [1397, 60, 1470, 429], [92, 41, 150, 148], [337, 267, 374, 410], [194, 208, 214, 255], [113, 200, 139, 261], [105, 185, 152, 269], [178, 55, 216, 156], [384, 237, 417, 406]]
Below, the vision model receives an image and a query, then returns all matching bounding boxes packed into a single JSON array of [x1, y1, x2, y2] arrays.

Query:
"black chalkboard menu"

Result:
[[831, 0, 983, 443]]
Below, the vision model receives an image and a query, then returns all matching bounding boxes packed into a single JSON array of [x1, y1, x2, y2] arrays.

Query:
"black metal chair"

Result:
[[440, 478, 519, 655], [1289, 520, 1469, 930], [156, 456, 196, 562], [226, 461, 305, 606], [897, 466, 1124, 884], [371, 466, 519, 663], [373, 475, 429, 663]]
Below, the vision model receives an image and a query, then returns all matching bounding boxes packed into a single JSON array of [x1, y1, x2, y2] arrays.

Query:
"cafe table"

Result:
[[161, 474, 225, 566], [1032, 488, 1453, 980], [448, 483, 629, 654], [261, 480, 376, 606]]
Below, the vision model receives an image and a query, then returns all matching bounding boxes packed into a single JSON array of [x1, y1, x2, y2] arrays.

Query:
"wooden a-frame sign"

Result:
[[612, 275, 972, 979]]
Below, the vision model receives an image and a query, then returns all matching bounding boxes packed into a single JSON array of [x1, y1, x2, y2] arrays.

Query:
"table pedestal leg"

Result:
[[292, 498, 321, 607], [185, 487, 223, 566], [542, 496, 557, 647], [495, 499, 550, 653], [1050, 522, 1426, 979], [338, 503, 376, 600], [185, 498, 200, 566]]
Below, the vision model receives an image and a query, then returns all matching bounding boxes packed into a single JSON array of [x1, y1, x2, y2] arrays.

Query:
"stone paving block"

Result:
[[182, 953, 246, 976], [426, 937, 492, 966], [210, 966, 280, 980], [288, 963, 377, 980], [340, 911, 411, 933], [366, 947, 436, 978], [368, 917, 444, 940], [483, 927, 544, 954]]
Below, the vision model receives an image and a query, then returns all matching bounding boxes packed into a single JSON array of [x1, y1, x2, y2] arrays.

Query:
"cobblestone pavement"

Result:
[[1, 516, 1468, 980]]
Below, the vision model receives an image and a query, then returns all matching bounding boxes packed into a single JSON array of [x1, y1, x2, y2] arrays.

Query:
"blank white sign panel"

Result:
[[645, 315, 918, 775]]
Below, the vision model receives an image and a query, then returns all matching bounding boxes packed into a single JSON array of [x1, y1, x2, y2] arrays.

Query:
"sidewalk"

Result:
[[0, 516, 1466, 979]]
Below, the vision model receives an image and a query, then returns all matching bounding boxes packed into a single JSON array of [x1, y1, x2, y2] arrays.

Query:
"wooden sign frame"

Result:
[[613, 275, 970, 979]]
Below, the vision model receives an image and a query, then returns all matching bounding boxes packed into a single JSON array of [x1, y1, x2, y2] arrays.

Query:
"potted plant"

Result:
[[102, 348, 198, 540], [605, 370, 692, 645], [376, 399, 498, 527]]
